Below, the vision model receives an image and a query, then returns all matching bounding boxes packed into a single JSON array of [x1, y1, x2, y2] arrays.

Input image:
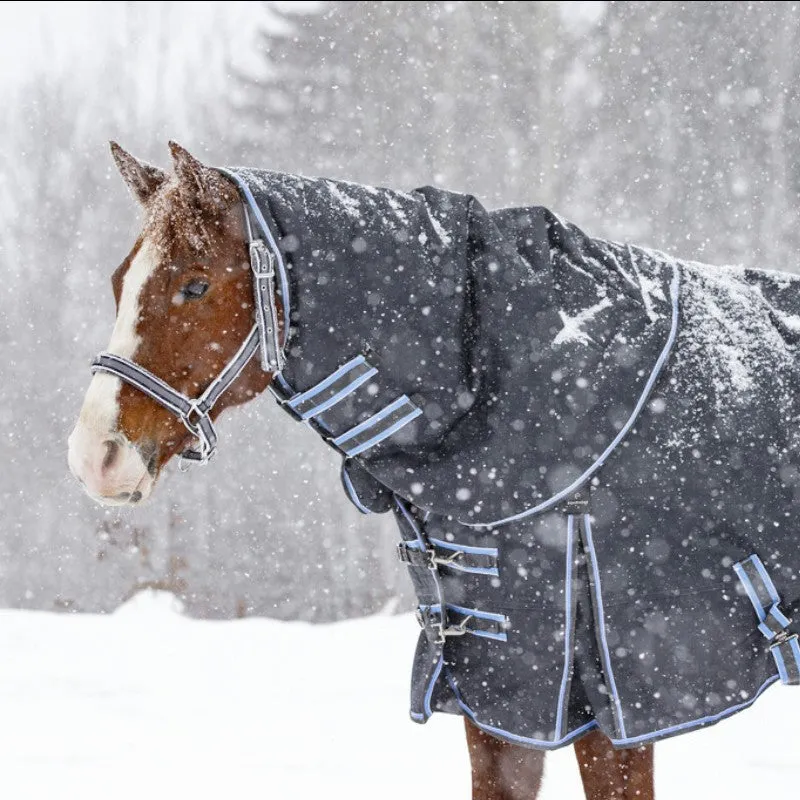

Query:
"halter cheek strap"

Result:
[[90, 198, 286, 467]]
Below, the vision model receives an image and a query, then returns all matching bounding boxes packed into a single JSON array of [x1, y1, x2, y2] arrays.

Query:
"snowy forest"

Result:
[[2, 0, 800, 621]]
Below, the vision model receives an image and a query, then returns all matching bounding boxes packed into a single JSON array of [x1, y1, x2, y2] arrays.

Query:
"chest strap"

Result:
[[416, 603, 509, 644], [397, 538, 499, 577], [734, 554, 800, 685]]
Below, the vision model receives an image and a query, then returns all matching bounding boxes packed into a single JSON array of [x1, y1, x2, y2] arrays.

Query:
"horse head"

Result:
[[68, 142, 272, 505]]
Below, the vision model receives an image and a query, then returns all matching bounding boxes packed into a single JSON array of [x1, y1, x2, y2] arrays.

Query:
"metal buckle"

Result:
[[183, 401, 206, 432], [432, 550, 464, 567], [769, 630, 798, 651], [249, 240, 275, 277], [415, 606, 474, 646]]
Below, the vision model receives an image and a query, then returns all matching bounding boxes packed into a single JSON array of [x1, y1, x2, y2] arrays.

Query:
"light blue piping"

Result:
[[582, 514, 627, 740], [428, 538, 498, 557], [394, 497, 450, 712], [445, 603, 508, 625], [609, 675, 779, 746], [341, 466, 372, 515], [769, 605, 792, 628], [345, 407, 422, 457], [444, 564, 500, 577], [334, 396, 412, 445], [733, 560, 767, 618], [410, 711, 426, 722], [445, 671, 598, 749], [790, 638, 800, 676], [774, 646, 790, 684], [216, 169, 291, 351], [554, 515, 575, 741], [424, 654, 444, 717], [461, 263, 682, 528], [751, 555, 781, 603]]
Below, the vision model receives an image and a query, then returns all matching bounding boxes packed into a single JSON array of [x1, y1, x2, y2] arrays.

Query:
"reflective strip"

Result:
[[333, 395, 421, 457], [288, 356, 377, 419], [734, 554, 800, 685]]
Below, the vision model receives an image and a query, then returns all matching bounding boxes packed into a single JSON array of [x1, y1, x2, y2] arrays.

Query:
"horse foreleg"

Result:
[[464, 718, 546, 800], [573, 729, 654, 800]]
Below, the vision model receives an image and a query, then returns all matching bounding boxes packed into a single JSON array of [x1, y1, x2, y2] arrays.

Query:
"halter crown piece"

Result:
[[91, 175, 287, 468]]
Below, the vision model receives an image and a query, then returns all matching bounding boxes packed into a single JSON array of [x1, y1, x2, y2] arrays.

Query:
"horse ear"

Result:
[[168, 140, 233, 209], [109, 142, 166, 205]]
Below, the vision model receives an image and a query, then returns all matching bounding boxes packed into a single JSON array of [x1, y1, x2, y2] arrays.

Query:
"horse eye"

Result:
[[182, 279, 209, 300]]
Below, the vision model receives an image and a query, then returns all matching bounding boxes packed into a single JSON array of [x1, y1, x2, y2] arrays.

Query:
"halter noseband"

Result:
[[91, 187, 287, 468]]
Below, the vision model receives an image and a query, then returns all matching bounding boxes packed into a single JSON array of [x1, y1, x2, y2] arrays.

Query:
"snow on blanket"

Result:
[[0, 590, 798, 800]]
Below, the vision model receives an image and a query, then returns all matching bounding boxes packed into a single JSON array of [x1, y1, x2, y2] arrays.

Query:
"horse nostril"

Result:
[[101, 440, 120, 474], [130, 491, 142, 503]]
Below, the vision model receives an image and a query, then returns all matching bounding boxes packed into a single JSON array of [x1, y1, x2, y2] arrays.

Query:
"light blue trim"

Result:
[[341, 466, 372, 515], [609, 675, 780, 746], [402, 539, 424, 551], [444, 564, 500, 577], [216, 169, 292, 351], [582, 514, 627, 740], [423, 654, 444, 717], [758, 621, 779, 640], [752, 555, 781, 603], [773, 646, 790, 684], [345, 407, 422, 457], [410, 711, 426, 722], [428, 538, 498, 557], [445, 671, 598, 750], [554, 515, 575, 742], [446, 603, 508, 626], [769, 605, 792, 628], [733, 560, 766, 619], [790, 636, 800, 671], [461, 263, 682, 528]]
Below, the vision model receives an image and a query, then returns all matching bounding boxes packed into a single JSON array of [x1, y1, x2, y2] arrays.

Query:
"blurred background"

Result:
[[1, 1, 799, 621]]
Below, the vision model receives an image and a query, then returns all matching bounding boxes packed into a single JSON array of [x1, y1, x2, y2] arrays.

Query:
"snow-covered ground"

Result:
[[1, 591, 798, 800]]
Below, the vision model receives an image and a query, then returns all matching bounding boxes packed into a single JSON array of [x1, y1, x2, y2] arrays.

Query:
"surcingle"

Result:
[[220, 166, 800, 748]]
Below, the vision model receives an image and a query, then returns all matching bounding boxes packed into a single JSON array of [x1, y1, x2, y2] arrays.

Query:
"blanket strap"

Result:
[[285, 356, 377, 420], [397, 539, 499, 576], [244, 207, 285, 373], [734, 554, 800, 685], [331, 395, 422, 457], [416, 604, 509, 644]]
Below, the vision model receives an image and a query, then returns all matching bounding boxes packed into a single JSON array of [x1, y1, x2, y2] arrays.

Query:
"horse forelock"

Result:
[[141, 175, 226, 257]]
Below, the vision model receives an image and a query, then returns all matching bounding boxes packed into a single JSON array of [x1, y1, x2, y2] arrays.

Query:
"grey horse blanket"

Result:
[[220, 166, 800, 748]]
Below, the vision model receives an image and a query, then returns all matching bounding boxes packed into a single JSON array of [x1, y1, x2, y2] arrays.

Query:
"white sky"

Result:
[[0, 1, 320, 93]]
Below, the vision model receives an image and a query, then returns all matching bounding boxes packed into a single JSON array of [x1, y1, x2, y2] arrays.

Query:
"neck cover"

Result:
[[220, 167, 800, 748]]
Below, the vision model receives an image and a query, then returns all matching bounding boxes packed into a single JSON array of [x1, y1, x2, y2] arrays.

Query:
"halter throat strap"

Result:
[[90, 185, 287, 467]]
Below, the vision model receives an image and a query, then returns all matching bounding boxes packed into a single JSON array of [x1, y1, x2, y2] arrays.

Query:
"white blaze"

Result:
[[77, 239, 159, 434]]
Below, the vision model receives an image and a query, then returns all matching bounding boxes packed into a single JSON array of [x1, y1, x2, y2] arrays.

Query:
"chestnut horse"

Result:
[[68, 142, 653, 800]]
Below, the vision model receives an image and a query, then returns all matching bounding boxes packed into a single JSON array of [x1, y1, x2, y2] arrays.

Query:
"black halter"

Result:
[[91, 171, 289, 467]]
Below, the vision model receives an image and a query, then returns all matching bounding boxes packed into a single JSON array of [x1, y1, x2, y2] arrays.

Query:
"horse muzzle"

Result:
[[67, 423, 155, 506]]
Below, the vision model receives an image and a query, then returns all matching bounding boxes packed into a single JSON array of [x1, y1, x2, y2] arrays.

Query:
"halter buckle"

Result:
[[183, 401, 206, 433], [249, 240, 275, 277]]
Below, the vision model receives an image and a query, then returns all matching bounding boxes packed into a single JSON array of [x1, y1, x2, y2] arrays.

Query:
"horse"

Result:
[[69, 141, 800, 798]]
